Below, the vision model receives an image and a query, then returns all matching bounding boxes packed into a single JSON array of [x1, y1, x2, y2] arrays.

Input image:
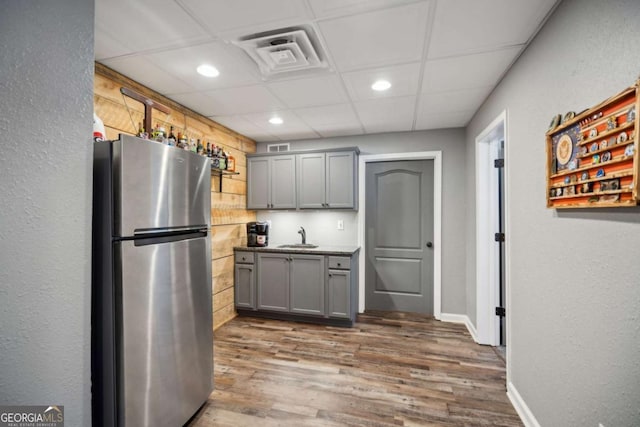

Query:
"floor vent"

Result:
[[234, 25, 329, 79], [267, 143, 290, 152]]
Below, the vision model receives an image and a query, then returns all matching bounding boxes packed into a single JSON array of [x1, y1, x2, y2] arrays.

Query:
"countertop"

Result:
[[234, 244, 360, 256]]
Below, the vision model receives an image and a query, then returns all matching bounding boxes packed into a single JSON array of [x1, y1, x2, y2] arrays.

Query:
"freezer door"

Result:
[[117, 236, 212, 427], [114, 134, 211, 237]]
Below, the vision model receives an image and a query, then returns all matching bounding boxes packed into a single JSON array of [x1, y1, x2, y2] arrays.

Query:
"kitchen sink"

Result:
[[277, 244, 319, 249]]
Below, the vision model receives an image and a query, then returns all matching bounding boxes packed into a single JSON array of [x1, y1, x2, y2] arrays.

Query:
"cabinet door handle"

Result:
[[337, 263, 341, 267], [242, 257, 246, 261], [328, 273, 332, 277]]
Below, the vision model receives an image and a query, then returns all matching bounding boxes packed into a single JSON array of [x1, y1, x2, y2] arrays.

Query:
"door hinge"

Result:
[[494, 232, 505, 242], [494, 159, 504, 168], [495, 307, 506, 317]]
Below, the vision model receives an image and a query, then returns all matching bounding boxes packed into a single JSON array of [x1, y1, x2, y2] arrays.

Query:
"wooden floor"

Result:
[[188, 311, 523, 427]]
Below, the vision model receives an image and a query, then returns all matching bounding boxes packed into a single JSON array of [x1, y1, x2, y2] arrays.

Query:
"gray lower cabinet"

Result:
[[327, 269, 350, 318], [290, 254, 325, 316], [257, 253, 290, 312], [236, 249, 358, 325], [235, 251, 256, 309]]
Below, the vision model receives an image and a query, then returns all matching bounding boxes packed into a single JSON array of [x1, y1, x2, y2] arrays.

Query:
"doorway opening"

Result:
[[357, 151, 442, 319], [475, 110, 508, 353]]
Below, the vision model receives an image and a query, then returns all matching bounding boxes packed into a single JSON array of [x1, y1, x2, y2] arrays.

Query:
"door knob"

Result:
[[426, 241, 433, 248]]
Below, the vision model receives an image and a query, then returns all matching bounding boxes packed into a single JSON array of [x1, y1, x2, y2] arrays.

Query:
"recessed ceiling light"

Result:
[[269, 117, 283, 125], [371, 80, 391, 91], [196, 64, 219, 78]]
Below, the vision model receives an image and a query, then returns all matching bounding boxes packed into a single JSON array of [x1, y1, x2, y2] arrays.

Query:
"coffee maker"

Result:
[[246, 221, 269, 247]]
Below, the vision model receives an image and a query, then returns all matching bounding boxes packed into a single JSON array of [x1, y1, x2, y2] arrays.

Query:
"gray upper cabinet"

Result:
[[248, 148, 358, 210], [247, 157, 270, 209], [270, 155, 296, 208], [326, 151, 356, 209], [297, 153, 326, 209], [247, 155, 296, 209], [290, 254, 325, 316], [297, 150, 357, 209]]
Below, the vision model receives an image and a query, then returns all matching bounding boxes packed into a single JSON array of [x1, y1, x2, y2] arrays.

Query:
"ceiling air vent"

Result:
[[234, 26, 329, 78]]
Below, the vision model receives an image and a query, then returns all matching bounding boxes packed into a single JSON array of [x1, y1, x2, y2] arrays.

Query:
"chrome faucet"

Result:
[[298, 227, 306, 244]]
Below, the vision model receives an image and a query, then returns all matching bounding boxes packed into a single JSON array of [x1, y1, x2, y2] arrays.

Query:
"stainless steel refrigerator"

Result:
[[92, 134, 213, 426]]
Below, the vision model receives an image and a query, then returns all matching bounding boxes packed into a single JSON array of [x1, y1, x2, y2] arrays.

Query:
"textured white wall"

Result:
[[0, 1, 94, 426], [256, 129, 468, 315], [465, 0, 640, 425]]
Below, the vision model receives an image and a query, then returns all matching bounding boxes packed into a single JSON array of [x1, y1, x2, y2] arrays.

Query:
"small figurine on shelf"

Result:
[[627, 106, 636, 124], [607, 116, 617, 130]]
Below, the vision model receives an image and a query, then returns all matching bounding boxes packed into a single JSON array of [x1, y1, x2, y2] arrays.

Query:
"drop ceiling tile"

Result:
[[318, 2, 430, 71], [294, 104, 360, 128], [274, 129, 321, 141], [240, 132, 281, 142], [150, 42, 259, 93], [419, 87, 492, 114], [342, 62, 421, 101], [100, 56, 194, 95], [210, 115, 280, 141], [266, 75, 349, 109], [422, 47, 521, 93], [94, 27, 131, 61], [309, 0, 422, 19], [428, 0, 557, 58], [314, 125, 364, 138], [179, 0, 312, 36], [171, 92, 220, 117], [354, 96, 416, 133], [197, 85, 286, 116], [242, 110, 310, 132], [95, 0, 209, 60], [415, 109, 475, 130]]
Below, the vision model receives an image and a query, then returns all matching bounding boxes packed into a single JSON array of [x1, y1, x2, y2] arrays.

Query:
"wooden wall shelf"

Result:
[[546, 79, 640, 209], [211, 167, 240, 192]]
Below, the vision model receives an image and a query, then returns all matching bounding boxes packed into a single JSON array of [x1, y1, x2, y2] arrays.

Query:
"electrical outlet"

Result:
[[337, 220, 344, 230]]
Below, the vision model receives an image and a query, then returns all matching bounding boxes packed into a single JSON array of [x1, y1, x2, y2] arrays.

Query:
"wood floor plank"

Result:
[[188, 312, 523, 427]]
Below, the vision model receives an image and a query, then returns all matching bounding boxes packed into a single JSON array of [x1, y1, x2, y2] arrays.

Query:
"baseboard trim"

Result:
[[507, 381, 541, 427], [440, 313, 478, 343]]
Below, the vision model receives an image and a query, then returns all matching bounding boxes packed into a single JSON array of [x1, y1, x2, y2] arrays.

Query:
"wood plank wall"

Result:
[[94, 63, 256, 330]]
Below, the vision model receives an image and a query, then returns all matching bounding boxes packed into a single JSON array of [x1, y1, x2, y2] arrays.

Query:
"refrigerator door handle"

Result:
[[133, 225, 208, 236]]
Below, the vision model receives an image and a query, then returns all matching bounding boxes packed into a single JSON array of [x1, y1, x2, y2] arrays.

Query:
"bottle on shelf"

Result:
[[196, 139, 203, 155], [137, 122, 146, 139], [167, 125, 176, 146], [227, 152, 236, 172], [178, 132, 188, 150], [190, 138, 197, 153], [219, 147, 227, 170], [206, 142, 211, 157], [154, 123, 167, 143], [212, 145, 220, 168]]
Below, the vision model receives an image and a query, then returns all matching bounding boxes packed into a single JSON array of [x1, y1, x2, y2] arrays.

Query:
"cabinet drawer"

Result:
[[235, 251, 255, 264], [328, 256, 350, 270]]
